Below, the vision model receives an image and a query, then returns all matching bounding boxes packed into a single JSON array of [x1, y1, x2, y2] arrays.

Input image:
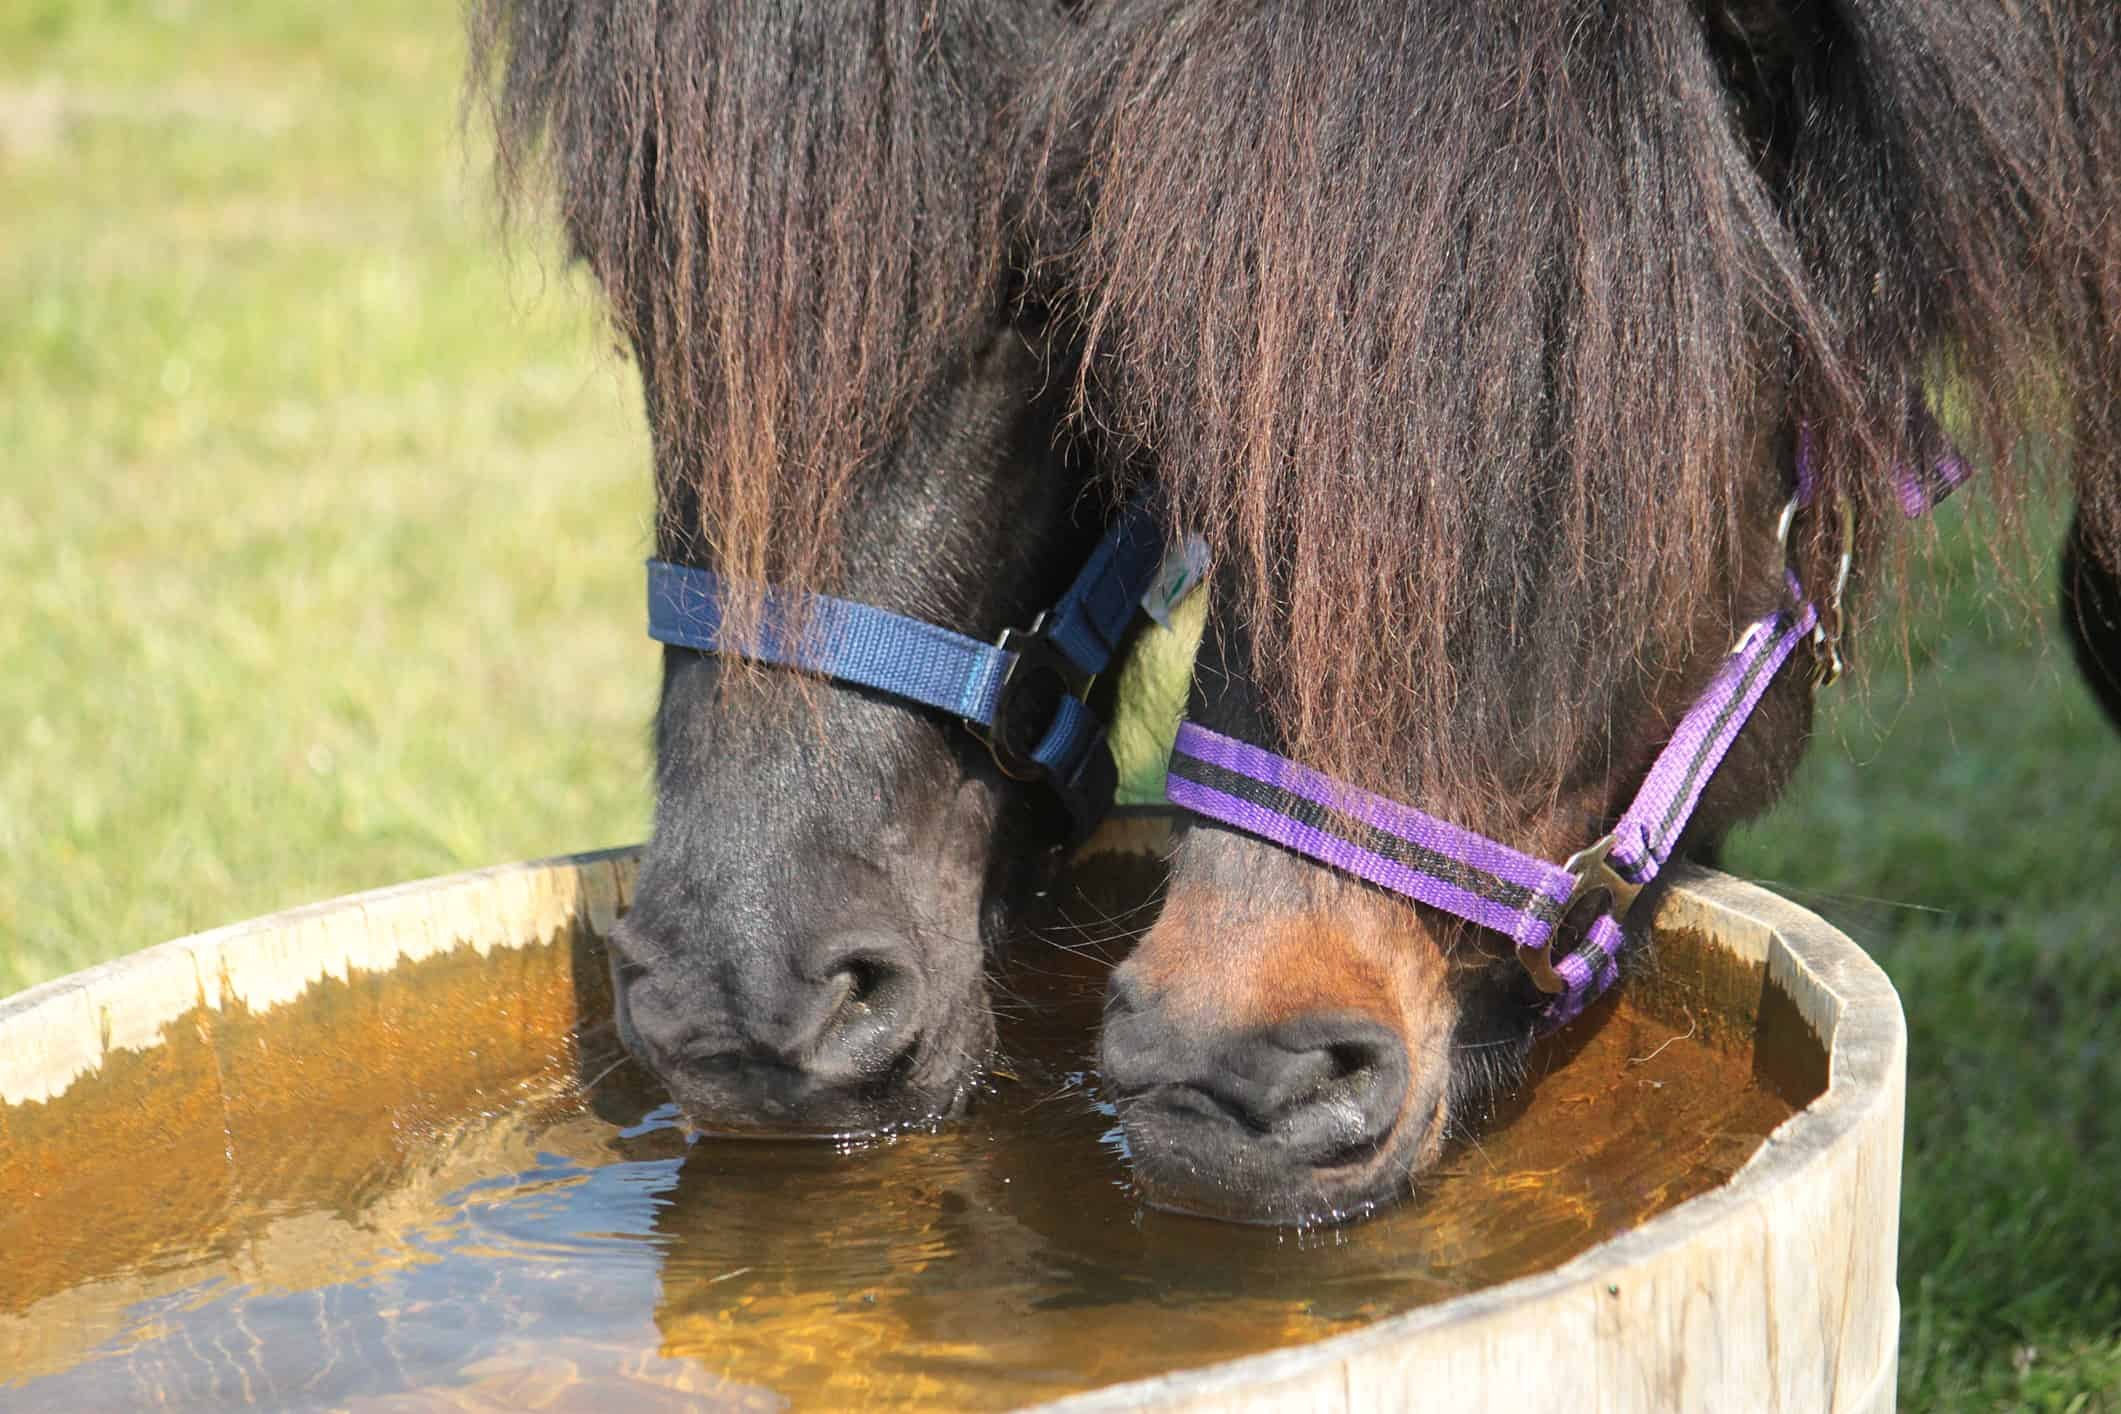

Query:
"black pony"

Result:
[[473, 0, 2120, 1223]]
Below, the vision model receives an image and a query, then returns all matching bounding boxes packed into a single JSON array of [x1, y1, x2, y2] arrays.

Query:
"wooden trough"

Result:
[[0, 847, 1903, 1411]]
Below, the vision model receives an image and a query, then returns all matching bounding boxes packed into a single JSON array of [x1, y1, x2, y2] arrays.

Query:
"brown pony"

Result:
[[473, 0, 2120, 1222]]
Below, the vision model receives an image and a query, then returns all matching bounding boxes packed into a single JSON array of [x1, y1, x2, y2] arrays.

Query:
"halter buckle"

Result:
[[1519, 944, 1568, 995], [1778, 488, 1855, 690], [970, 613, 1094, 783], [1562, 832, 1645, 921], [1774, 491, 1804, 555], [1520, 833, 1646, 995], [1811, 495, 1855, 687]]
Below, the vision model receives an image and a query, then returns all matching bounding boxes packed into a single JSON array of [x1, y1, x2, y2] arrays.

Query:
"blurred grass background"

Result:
[[1, 2, 2116, 1407], [1725, 493, 2121, 1410], [1, 0, 655, 990]]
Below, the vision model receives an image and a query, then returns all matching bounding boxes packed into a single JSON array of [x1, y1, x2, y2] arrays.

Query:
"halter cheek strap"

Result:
[[645, 499, 1166, 839], [1163, 431, 1949, 1030], [640, 427, 1959, 1028], [1166, 593, 1818, 1028]]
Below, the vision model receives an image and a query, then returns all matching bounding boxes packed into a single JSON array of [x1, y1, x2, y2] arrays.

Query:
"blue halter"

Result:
[[646, 500, 1167, 837]]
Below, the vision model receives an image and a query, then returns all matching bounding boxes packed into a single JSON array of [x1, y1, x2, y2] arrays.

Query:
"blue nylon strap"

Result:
[[647, 561, 1013, 723], [643, 495, 1168, 835], [1029, 691, 1101, 779], [1044, 498, 1166, 680]]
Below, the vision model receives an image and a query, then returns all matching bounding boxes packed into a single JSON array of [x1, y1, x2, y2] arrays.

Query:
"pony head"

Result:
[[472, 0, 1085, 1134], [476, 0, 2119, 1217], [1030, 0, 2119, 1220]]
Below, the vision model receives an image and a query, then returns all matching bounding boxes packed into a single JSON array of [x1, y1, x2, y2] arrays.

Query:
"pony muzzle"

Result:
[[1091, 845, 1478, 1221], [607, 919, 976, 1138], [1099, 965, 1435, 1224]]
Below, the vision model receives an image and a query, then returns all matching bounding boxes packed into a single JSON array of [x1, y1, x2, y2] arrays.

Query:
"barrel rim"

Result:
[[0, 846, 639, 1106]]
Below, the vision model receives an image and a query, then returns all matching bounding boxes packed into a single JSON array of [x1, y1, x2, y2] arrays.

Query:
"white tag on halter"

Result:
[[1141, 534, 1211, 629]]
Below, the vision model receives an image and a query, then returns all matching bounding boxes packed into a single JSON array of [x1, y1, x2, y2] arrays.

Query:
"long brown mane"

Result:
[[471, 0, 2120, 799], [1027, 0, 2120, 796], [469, 1, 1049, 619]]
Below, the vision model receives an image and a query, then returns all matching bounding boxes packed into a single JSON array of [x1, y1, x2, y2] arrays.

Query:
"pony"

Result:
[[2064, 513, 2121, 726], [472, 0, 2120, 1223]]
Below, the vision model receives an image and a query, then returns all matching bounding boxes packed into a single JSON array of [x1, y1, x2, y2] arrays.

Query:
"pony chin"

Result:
[[1100, 827, 1532, 1226]]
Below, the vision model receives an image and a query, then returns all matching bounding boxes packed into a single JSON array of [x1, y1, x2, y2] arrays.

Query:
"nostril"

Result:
[[1326, 1039, 1381, 1084], [837, 954, 885, 1007], [810, 940, 915, 1015], [796, 933, 926, 1081], [1188, 1018, 1409, 1161]]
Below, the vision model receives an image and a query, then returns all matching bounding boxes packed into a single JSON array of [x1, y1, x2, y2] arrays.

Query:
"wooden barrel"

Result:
[[0, 851, 1902, 1411]]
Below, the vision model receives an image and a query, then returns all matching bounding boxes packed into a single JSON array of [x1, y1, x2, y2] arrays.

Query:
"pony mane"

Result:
[[1784, 0, 2121, 549], [1028, 0, 2120, 806], [469, 0, 1045, 619]]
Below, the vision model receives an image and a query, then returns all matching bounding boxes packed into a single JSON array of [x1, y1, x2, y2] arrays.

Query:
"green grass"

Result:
[[3, 3, 2118, 1407], [0, 0, 655, 988], [1725, 501, 2121, 1410]]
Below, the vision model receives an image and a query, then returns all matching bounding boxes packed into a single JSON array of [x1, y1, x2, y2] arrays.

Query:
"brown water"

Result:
[[0, 847, 1819, 1411]]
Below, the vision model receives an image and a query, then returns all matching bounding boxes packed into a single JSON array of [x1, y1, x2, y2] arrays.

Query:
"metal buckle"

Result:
[[1777, 489, 1854, 690], [1520, 833, 1646, 996], [1810, 495, 1855, 688], [1775, 491, 1804, 556], [1563, 832, 1645, 919], [968, 613, 1093, 783]]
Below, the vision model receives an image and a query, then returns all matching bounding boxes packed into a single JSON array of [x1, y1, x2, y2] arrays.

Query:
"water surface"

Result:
[[1, 847, 1816, 1409]]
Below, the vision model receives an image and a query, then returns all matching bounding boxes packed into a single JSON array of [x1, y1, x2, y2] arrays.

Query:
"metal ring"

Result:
[[1775, 492, 1803, 554], [968, 614, 1093, 783]]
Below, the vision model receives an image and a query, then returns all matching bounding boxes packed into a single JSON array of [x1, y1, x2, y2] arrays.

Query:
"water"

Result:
[[0, 847, 1817, 1410]]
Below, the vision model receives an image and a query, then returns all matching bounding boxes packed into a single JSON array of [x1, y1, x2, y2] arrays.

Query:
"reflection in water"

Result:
[[1, 844, 1814, 1410]]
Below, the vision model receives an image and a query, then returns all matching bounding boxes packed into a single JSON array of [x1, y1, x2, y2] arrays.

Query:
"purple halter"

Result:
[[1166, 434, 1962, 1028]]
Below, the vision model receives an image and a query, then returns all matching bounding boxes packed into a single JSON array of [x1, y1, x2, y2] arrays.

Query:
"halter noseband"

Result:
[[1167, 430, 1962, 1028], [1164, 590, 1819, 1029], [645, 498, 1168, 839]]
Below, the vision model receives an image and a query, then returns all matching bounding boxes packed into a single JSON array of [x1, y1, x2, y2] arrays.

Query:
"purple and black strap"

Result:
[[1163, 422, 1953, 1028], [1167, 596, 1817, 1027]]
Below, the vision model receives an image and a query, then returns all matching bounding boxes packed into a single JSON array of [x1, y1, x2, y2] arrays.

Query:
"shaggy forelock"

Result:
[[469, 0, 2121, 798], [1025, 0, 2120, 808], [1029, 0, 1808, 808], [469, 0, 1053, 635]]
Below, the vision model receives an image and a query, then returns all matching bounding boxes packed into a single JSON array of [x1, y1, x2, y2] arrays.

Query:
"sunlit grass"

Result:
[[0, 0, 655, 989], [1727, 498, 2121, 1410]]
